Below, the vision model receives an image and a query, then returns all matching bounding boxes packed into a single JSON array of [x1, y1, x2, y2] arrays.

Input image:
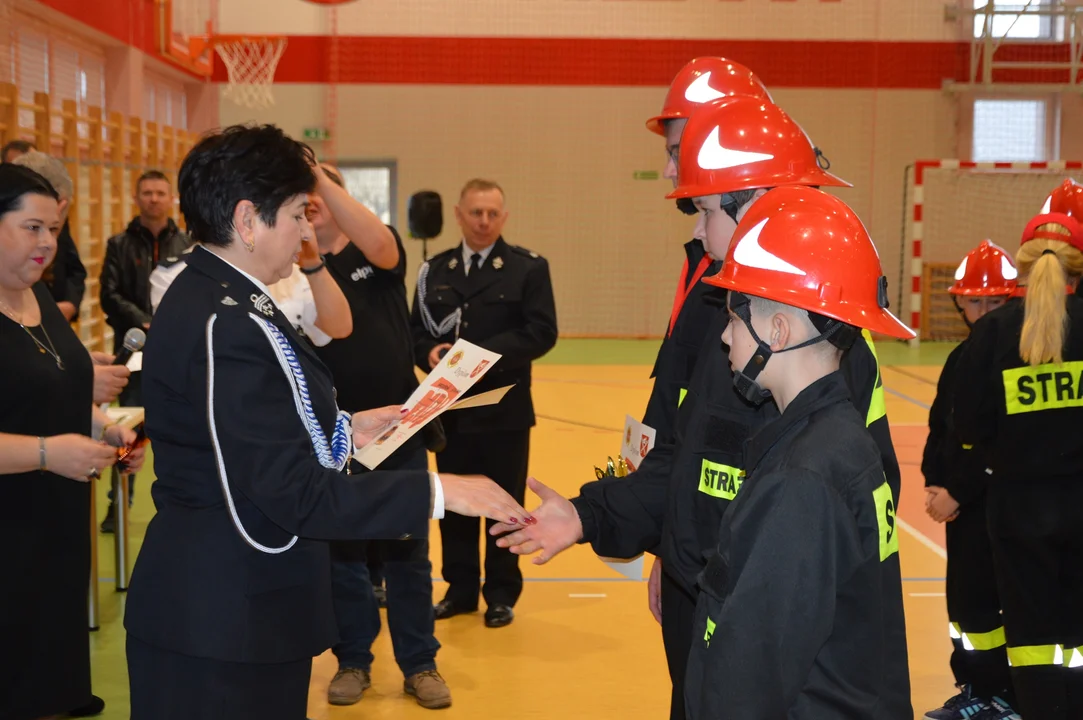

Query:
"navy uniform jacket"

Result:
[[685, 372, 910, 719], [124, 247, 433, 664], [641, 240, 722, 445], [409, 237, 558, 434]]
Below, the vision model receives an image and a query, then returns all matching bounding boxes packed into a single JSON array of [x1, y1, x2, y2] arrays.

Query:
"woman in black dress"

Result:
[[0, 164, 146, 720]]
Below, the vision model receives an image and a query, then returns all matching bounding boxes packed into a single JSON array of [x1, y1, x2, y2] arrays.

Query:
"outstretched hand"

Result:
[[490, 477, 584, 564]]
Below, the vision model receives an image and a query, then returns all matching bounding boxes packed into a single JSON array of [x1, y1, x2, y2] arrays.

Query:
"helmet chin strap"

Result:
[[728, 292, 844, 405], [951, 296, 974, 330]]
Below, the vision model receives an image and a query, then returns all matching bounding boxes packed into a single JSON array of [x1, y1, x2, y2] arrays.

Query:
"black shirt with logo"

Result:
[[313, 227, 419, 414]]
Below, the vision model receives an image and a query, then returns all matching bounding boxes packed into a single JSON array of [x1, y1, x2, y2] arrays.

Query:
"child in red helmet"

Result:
[[922, 240, 1020, 720], [682, 186, 914, 719], [953, 192, 1083, 720]]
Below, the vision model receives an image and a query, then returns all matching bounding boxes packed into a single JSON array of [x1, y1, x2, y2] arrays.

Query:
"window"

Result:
[[971, 98, 1055, 162], [973, 1, 1055, 40], [338, 162, 397, 227]]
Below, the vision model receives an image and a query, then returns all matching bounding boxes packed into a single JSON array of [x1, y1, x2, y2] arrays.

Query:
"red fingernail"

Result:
[[509, 517, 518, 524], [527, 517, 537, 524]]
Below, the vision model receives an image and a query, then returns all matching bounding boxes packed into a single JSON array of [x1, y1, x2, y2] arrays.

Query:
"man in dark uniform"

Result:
[[410, 178, 557, 629]]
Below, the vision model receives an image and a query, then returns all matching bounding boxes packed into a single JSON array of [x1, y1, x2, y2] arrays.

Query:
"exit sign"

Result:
[[302, 127, 331, 141]]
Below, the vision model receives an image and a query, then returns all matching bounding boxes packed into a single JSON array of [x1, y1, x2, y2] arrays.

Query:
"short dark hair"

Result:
[[136, 170, 171, 190], [0, 163, 59, 221], [178, 124, 317, 248], [1, 139, 36, 163]]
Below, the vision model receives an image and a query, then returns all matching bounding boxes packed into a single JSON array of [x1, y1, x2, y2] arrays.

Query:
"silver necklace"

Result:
[[0, 296, 65, 370]]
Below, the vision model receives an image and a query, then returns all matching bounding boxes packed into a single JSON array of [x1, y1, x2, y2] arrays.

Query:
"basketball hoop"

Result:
[[201, 35, 287, 109]]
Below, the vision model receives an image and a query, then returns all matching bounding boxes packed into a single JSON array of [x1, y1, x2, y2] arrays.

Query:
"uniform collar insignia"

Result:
[[221, 296, 238, 306], [250, 293, 275, 317], [448, 257, 459, 270], [492, 256, 504, 270]]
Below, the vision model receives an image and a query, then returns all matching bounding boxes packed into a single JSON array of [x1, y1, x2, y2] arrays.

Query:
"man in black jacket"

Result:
[[410, 179, 557, 628], [99, 170, 191, 529]]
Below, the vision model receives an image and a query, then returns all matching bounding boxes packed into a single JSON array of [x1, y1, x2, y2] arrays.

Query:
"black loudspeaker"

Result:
[[408, 191, 443, 240]]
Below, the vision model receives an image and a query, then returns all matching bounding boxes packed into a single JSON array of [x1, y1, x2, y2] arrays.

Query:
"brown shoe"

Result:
[[404, 669, 452, 709], [328, 667, 371, 706]]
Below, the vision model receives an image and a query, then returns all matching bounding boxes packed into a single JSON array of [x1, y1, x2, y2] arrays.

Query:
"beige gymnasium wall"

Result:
[[213, 0, 1062, 337]]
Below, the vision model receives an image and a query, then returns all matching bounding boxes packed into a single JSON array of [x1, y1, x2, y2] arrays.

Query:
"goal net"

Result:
[[907, 160, 1083, 342]]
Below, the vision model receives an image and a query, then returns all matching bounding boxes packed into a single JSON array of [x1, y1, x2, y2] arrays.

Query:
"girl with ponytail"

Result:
[[952, 178, 1083, 720]]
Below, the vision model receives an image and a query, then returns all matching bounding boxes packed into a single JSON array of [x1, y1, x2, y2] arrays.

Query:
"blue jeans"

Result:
[[330, 440, 440, 677]]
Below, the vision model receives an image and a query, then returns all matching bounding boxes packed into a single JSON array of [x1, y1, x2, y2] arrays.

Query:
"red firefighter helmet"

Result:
[[1021, 178, 1083, 252], [666, 97, 850, 199], [645, 57, 772, 136], [948, 240, 1018, 296], [703, 186, 914, 340]]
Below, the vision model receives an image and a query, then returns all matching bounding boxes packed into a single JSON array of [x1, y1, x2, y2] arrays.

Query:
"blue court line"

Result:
[[884, 386, 931, 411]]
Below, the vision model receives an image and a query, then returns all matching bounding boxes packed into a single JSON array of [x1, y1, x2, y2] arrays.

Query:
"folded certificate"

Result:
[[354, 340, 504, 469]]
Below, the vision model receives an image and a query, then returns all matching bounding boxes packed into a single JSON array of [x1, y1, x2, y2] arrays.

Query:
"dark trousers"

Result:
[[945, 496, 1013, 703], [108, 372, 142, 504], [988, 481, 1083, 720], [660, 568, 695, 720], [330, 443, 440, 677], [435, 429, 530, 608], [127, 634, 311, 720]]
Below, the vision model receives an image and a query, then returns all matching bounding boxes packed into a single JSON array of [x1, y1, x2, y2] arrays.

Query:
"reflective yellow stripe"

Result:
[[1003, 361, 1083, 415], [698, 459, 744, 500], [861, 330, 887, 427], [872, 481, 899, 561], [1067, 647, 1083, 668], [950, 622, 1007, 651], [704, 617, 716, 647], [678, 388, 688, 407], [1007, 644, 1063, 667], [961, 444, 974, 450]]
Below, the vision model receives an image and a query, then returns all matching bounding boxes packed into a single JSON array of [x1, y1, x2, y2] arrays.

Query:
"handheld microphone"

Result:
[[113, 328, 146, 368]]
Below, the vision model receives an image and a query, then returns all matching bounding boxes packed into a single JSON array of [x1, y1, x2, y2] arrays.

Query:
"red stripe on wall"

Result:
[[206, 36, 1081, 89], [223, 36, 966, 88]]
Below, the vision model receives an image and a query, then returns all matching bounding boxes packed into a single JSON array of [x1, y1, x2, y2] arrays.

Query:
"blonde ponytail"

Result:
[[1016, 226, 1083, 365]]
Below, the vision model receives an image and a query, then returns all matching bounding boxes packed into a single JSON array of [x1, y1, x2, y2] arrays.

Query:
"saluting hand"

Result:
[[490, 477, 583, 564]]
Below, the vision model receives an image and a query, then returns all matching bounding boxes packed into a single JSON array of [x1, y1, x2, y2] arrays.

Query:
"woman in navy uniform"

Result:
[[123, 125, 531, 720], [954, 183, 1083, 720]]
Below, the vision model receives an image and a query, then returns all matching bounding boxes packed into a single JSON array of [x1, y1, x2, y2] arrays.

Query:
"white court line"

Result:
[[897, 516, 948, 560], [569, 593, 607, 598], [909, 592, 946, 597]]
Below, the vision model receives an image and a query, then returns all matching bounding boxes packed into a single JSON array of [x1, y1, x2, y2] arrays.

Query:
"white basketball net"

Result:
[[214, 37, 287, 109]]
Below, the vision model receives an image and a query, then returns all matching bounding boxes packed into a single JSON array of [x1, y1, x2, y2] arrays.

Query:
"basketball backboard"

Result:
[[157, 0, 216, 76]]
